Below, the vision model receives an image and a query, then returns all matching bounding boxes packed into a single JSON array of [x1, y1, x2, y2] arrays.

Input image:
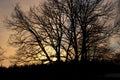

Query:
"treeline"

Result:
[[0, 61, 120, 80]]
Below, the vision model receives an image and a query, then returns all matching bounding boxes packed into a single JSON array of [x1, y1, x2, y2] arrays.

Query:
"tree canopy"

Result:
[[5, 0, 119, 65]]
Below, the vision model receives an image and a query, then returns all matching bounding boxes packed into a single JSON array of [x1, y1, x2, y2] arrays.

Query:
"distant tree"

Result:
[[0, 46, 5, 62], [5, 0, 119, 65]]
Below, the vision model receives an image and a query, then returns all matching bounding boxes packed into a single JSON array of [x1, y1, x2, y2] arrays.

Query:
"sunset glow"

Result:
[[0, 0, 120, 67]]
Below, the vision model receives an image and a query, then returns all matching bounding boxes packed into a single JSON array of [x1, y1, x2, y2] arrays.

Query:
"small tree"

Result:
[[0, 47, 5, 62]]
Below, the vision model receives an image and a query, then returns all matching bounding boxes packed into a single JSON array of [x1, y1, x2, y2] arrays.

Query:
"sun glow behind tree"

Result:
[[5, 0, 120, 66]]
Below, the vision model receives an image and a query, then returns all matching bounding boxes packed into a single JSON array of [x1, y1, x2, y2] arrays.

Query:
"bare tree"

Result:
[[5, 0, 118, 65], [52, 0, 117, 62], [0, 46, 5, 62]]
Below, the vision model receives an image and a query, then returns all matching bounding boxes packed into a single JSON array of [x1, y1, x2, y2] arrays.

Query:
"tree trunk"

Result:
[[81, 27, 87, 62], [56, 37, 61, 63]]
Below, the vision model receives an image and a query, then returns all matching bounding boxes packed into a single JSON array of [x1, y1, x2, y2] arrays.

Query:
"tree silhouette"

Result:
[[0, 46, 5, 62], [5, 0, 119, 65]]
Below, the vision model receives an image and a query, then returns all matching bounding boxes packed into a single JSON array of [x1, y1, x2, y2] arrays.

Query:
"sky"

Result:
[[0, 0, 44, 67], [0, 0, 119, 67]]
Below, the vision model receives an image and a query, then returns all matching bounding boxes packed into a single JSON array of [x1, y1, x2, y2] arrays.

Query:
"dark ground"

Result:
[[0, 61, 120, 80]]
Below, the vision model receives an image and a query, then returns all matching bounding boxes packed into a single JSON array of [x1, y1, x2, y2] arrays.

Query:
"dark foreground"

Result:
[[0, 61, 120, 80]]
